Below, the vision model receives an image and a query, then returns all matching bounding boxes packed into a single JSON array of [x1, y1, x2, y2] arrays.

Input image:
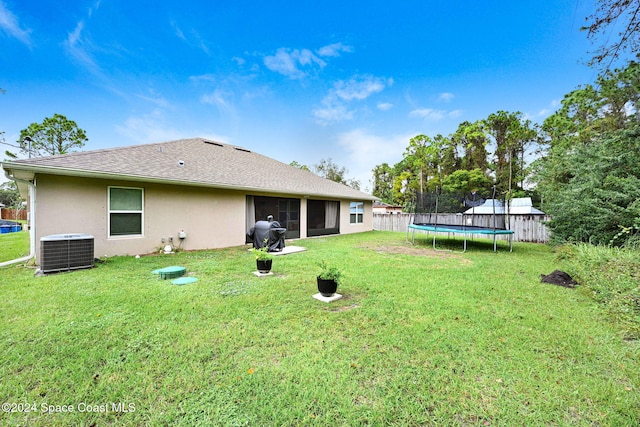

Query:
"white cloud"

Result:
[[409, 108, 463, 121], [409, 108, 446, 120], [136, 90, 172, 109], [296, 49, 323, 66], [448, 109, 463, 118], [264, 47, 326, 79], [334, 75, 388, 101], [523, 99, 564, 121], [241, 85, 270, 101], [88, 0, 102, 18], [438, 92, 455, 102], [316, 42, 352, 57], [313, 99, 354, 123], [192, 30, 210, 55], [62, 3, 111, 72], [64, 21, 98, 70], [201, 88, 233, 111], [115, 110, 185, 144], [377, 102, 393, 111], [526, 109, 549, 120], [115, 109, 231, 146], [189, 73, 217, 83], [263, 42, 353, 79], [171, 20, 186, 41], [171, 21, 210, 55], [0, 0, 31, 46], [338, 128, 412, 189], [67, 20, 82, 45], [313, 75, 391, 124]]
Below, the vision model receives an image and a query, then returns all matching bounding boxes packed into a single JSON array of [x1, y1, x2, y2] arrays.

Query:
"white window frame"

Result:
[[350, 201, 364, 224], [108, 186, 144, 238]]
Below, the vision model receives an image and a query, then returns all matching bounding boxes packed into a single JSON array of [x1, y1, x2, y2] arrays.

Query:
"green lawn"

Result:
[[0, 231, 638, 426], [0, 226, 30, 263]]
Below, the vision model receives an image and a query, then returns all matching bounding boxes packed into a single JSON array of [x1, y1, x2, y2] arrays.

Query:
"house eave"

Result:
[[2, 162, 378, 201]]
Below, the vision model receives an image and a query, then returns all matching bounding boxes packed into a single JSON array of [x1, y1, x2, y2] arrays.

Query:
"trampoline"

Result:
[[407, 187, 514, 252]]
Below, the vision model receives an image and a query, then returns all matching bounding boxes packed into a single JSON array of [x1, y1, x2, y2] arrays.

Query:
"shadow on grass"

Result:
[[408, 234, 513, 253]]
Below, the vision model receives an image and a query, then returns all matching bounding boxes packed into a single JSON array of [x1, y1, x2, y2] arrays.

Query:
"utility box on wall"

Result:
[[40, 233, 95, 274]]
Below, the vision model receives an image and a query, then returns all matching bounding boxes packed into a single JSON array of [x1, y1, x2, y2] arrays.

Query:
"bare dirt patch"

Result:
[[329, 303, 360, 312], [357, 242, 471, 263]]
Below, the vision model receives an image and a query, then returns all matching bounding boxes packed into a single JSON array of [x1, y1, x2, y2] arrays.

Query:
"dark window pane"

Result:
[[110, 213, 142, 235]]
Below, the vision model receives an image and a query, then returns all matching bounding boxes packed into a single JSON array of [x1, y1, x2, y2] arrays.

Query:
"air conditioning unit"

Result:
[[40, 233, 95, 274]]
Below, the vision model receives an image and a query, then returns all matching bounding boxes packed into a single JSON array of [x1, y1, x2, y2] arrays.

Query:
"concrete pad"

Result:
[[253, 271, 274, 277], [246, 246, 306, 256], [271, 246, 307, 256], [312, 292, 343, 303]]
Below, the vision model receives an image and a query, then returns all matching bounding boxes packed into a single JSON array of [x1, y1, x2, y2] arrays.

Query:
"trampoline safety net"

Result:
[[411, 187, 508, 231], [408, 187, 514, 252]]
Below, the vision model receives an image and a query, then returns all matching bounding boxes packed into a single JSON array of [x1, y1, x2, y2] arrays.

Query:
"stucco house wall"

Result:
[[3, 138, 377, 263], [34, 174, 373, 259], [340, 200, 372, 234], [35, 174, 247, 257]]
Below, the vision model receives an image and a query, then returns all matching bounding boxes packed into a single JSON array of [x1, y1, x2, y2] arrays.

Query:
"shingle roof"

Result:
[[2, 138, 376, 200]]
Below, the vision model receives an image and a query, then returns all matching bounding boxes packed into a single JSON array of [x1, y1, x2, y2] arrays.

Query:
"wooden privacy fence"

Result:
[[1, 208, 27, 221], [373, 213, 552, 243], [507, 214, 552, 243]]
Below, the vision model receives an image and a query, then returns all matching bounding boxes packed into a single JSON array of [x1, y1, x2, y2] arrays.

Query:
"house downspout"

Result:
[[0, 170, 36, 268]]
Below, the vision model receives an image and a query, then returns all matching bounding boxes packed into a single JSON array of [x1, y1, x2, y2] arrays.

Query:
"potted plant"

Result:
[[251, 240, 273, 273], [317, 261, 342, 296]]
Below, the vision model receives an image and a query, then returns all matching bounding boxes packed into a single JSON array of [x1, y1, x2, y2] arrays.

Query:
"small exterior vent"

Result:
[[233, 146, 251, 153], [40, 233, 95, 274], [203, 139, 224, 147]]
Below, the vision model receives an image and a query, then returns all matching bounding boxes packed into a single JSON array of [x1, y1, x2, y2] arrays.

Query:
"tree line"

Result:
[[371, 59, 639, 246], [371, 110, 539, 207], [533, 59, 639, 245]]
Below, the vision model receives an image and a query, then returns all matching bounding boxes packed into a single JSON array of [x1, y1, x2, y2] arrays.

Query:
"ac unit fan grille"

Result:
[[40, 234, 94, 273]]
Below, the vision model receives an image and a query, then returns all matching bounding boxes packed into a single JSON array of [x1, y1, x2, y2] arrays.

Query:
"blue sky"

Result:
[[1, 1, 602, 190]]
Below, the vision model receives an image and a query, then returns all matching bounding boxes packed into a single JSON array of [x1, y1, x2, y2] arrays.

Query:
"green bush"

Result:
[[545, 127, 640, 245]]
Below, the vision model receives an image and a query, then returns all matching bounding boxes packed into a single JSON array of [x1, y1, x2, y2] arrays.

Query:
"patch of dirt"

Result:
[[541, 270, 578, 288], [358, 243, 471, 263], [329, 304, 360, 312]]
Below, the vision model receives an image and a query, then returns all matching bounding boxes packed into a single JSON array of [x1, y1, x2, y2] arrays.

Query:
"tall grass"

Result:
[[560, 243, 640, 340], [0, 232, 638, 426]]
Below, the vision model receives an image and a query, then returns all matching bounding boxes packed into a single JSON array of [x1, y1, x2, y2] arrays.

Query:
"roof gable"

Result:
[[2, 138, 376, 200]]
